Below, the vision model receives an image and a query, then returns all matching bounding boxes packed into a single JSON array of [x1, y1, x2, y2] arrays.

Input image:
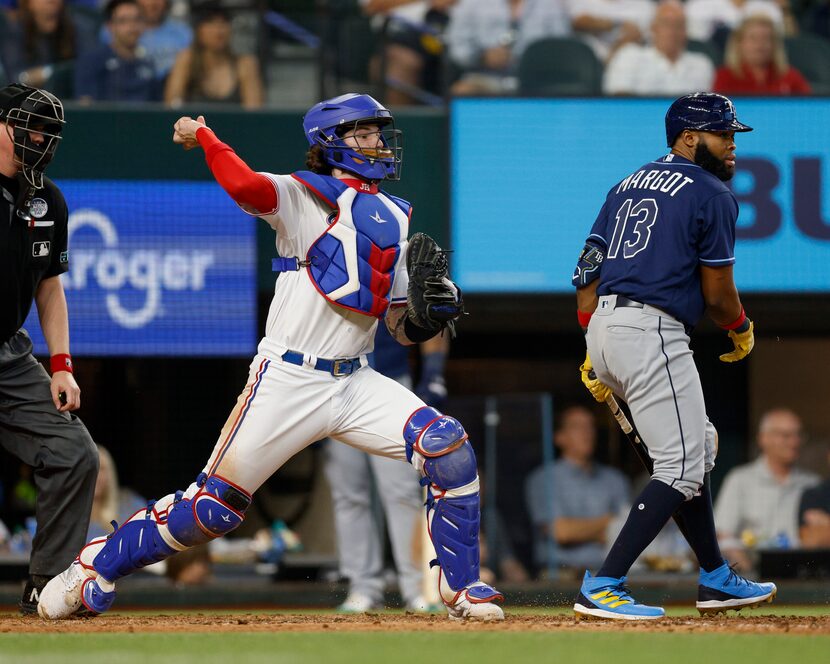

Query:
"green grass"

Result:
[[1, 631, 829, 664], [1, 607, 828, 664]]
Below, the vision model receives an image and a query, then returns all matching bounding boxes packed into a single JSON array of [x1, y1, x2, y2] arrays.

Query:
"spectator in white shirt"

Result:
[[447, 0, 570, 96], [685, 0, 794, 43], [566, 0, 655, 62], [603, 0, 714, 96], [714, 408, 820, 571]]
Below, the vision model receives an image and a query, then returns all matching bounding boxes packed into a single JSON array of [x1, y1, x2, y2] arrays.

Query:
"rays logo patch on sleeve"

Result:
[[33, 241, 50, 257]]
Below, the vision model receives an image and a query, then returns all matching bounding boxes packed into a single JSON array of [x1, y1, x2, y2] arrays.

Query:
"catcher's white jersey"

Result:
[[200, 172, 421, 494], [250, 173, 410, 361]]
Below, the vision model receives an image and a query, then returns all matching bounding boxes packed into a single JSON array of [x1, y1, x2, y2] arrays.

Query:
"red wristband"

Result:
[[577, 310, 593, 329], [721, 307, 747, 331], [50, 354, 73, 374]]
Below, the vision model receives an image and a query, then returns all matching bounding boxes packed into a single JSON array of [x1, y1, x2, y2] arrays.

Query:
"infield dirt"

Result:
[[1, 613, 828, 635]]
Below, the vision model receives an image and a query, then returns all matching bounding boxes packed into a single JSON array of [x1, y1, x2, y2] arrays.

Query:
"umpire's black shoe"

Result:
[[20, 574, 53, 616]]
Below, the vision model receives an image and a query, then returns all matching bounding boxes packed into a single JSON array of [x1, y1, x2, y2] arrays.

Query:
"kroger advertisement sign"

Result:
[[452, 98, 830, 293], [23, 181, 256, 356]]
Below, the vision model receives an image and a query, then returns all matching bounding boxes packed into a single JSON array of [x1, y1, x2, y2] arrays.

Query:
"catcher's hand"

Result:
[[173, 114, 207, 150], [719, 320, 754, 363], [580, 351, 612, 403], [406, 232, 464, 336]]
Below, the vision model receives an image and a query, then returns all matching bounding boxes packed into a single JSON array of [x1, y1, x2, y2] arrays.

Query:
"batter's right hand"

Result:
[[580, 351, 612, 403], [173, 115, 207, 150]]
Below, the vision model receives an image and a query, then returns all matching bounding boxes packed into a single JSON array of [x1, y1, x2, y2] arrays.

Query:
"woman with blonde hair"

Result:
[[164, 4, 263, 109], [713, 13, 810, 95], [88, 446, 146, 540]]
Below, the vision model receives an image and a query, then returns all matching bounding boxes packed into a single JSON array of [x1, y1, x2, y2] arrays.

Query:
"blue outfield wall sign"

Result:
[[451, 98, 830, 293], [23, 181, 257, 356]]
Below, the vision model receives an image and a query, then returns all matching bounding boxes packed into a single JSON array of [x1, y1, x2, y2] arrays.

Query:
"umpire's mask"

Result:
[[0, 84, 65, 189]]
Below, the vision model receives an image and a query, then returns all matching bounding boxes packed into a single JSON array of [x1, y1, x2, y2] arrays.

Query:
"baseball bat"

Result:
[[601, 393, 694, 543]]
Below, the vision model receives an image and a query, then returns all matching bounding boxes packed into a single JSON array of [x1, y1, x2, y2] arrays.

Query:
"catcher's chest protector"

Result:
[[292, 172, 410, 318]]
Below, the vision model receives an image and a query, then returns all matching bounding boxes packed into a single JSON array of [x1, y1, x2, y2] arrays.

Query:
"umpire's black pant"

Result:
[[0, 330, 98, 577]]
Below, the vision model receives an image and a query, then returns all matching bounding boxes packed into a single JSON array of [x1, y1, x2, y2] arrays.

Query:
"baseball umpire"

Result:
[[571, 93, 776, 619], [0, 84, 98, 614]]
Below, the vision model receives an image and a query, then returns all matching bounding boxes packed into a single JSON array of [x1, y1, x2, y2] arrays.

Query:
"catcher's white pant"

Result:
[[201, 350, 424, 495]]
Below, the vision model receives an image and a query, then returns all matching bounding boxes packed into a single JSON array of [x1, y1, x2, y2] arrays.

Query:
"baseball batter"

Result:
[[39, 93, 503, 621], [571, 93, 776, 620]]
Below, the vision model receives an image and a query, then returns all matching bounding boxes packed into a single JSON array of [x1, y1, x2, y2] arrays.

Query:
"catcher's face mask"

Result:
[[0, 85, 65, 189]]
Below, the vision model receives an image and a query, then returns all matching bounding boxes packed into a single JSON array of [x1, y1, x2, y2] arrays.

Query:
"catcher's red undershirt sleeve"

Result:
[[196, 127, 277, 213]]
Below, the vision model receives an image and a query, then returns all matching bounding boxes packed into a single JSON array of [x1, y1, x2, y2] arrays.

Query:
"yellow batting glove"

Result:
[[719, 320, 755, 363], [579, 352, 612, 403]]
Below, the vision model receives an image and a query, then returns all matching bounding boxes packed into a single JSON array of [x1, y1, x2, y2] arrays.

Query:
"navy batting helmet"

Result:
[[0, 84, 65, 188], [665, 93, 752, 147], [302, 93, 402, 181]]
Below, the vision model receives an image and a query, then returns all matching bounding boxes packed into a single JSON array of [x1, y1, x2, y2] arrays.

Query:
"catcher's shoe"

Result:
[[696, 562, 777, 614], [574, 571, 665, 620], [38, 538, 108, 620], [443, 580, 505, 621]]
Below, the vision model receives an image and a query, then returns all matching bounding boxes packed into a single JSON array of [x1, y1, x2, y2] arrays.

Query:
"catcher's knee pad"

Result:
[[404, 407, 481, 591], [166, 474, 251, 547], [404, 406, 478, 490]]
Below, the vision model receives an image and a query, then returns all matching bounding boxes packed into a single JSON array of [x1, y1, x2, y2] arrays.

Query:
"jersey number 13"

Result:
[[608, 198, 658, 259]]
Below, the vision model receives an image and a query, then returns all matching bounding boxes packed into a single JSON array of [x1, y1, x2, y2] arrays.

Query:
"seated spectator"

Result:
[[603, 0, 714, 96], [74, 0, 161, 102], [685, 0, 794, 44], [713, 14, 811, 95], [164, 3, 263, 108], [566, 0, 655, 62], [714, 408, 820, 570], [447, 0, 569, 96], [102, 0, 192, 82], [361, 0, 454, 105], [798, 448, 830, 548], [525, 405, 630, 574], [0, 0, 94, 90], [88, 445, 146, 541]]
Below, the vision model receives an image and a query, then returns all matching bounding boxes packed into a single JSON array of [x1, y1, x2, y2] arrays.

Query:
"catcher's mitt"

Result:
[[406, 232, 464, 336]]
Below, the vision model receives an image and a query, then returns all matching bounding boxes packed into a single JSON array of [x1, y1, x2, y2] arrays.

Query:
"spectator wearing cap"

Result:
[[603, 0, 714, 96], [798, 448, 830, 549], [74, 0, 161, 102], [713, 13, 811, 95]]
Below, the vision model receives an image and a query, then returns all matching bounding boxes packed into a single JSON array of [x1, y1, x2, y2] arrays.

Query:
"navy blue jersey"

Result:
[[575, 154, 738, 327]]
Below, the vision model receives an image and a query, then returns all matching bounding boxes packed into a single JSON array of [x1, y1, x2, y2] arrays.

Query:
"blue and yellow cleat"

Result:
[[696, 562, 777, 615], [573, 571, 665, 621]]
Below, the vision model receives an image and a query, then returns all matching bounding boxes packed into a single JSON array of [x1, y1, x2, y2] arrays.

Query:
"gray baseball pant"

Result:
[[0, 330, 98, 576]]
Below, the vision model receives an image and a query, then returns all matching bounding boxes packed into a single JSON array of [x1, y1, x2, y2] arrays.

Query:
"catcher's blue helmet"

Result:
[[665, 93, 752, 147], [302, 93, 402, 181]]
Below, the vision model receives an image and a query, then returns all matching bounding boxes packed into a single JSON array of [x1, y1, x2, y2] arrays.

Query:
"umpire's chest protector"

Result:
[[291, 171, 410, 318]]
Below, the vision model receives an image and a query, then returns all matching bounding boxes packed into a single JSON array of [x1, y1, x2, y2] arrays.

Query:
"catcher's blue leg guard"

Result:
[[405, 407, 503, 615], [81, 474, 251, 614]]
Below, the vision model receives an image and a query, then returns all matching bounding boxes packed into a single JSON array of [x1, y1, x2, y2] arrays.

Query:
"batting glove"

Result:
[[719, 320, 755, 363], [579, 352, 612, 403]]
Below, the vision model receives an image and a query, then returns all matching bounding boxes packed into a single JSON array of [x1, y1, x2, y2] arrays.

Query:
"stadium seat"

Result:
[[686, 39, 722, 67], [518, 38, 603, 96], [785, 34, 830, 95]]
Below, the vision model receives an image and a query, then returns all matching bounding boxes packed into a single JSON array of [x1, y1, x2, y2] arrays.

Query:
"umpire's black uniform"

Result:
[[1, 141, 97, 608]]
